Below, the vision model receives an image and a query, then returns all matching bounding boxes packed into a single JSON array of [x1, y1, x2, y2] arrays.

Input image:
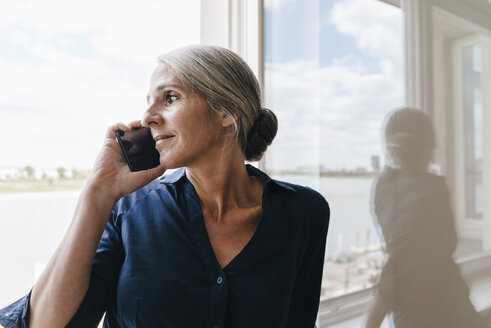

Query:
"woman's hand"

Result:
[[87, 121, 167, 203], [28, 122, 165, 328]]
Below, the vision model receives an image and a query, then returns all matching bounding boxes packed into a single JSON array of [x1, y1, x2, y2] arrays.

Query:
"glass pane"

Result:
[[463, 44, 483, 220], [0, 0, 201, 307], [264, 0, 404, 298]]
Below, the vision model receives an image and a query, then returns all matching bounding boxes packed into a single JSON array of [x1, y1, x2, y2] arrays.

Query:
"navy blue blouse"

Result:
[[0, 165, 330, 328]]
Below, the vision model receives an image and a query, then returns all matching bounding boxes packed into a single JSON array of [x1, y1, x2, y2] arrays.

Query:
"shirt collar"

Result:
[[160, 164, 296, 192], [159, 167, 187, 184], [245, 164, 296, 192]]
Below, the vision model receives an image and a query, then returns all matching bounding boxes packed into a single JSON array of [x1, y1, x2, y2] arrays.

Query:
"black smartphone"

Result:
[[115, 127, 160, 171]]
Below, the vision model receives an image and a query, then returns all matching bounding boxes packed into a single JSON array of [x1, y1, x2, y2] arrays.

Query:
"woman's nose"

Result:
[[141, 104, 162, 127]]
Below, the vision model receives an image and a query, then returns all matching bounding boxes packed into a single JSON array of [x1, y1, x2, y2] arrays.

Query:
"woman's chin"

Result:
[[158, 155, 181, 170]]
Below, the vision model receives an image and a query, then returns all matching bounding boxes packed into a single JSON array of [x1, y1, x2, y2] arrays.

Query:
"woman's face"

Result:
[[142, 66, 224, 169]]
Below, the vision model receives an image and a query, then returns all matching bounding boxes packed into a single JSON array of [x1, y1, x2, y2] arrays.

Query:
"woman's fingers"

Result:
[[145, 162, 167, 179], [105, 122, 131, 139], [117, 163, 166, 196], [133, 161, 166, 182], [128, 120, 143, 129]]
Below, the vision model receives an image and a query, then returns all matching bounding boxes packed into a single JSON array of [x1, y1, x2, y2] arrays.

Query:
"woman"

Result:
[[365, 108, 484, 328], [0, 45, 330, 328]]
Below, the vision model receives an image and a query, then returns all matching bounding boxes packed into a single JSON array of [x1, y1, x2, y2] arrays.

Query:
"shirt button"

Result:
[[217, 276, 223, 284]]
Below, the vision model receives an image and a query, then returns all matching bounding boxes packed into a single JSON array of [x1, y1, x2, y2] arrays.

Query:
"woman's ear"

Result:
[[221, 112, 237, 128]]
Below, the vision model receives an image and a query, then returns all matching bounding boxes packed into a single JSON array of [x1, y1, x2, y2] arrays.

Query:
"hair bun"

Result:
[[244, 108, 278, 161]]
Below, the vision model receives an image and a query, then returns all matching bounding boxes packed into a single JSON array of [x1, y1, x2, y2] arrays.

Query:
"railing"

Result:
[[318, 251, 491, 327]]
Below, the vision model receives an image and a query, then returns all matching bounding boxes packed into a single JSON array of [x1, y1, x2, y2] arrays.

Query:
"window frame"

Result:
[[453, 36, 485, 238], [200, 0, 265, 168]]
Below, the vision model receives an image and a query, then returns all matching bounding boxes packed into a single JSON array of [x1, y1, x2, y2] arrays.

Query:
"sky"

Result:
[[0, 0, 201, 170], [0, 0, 404, 172], [264, 0, 404, 171]]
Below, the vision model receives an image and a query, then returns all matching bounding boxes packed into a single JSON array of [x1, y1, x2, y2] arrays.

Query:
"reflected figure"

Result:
[[365, 108, 485, 328]]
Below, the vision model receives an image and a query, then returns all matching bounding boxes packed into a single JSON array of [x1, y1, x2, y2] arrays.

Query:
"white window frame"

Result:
[[200, 0, 264, 89], [452, 35, 485, 239], [200, 0, 265, 168]]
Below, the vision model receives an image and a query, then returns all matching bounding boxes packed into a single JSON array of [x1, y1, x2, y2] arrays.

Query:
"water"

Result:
[[0, 191, 80, 306], [0, 177, 378, 306], [275, 175, 379, 258], [322, 177, 379, 257]]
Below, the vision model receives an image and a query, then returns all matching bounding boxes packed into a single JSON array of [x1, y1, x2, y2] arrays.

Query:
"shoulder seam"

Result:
[[115, 180, 162, 217]]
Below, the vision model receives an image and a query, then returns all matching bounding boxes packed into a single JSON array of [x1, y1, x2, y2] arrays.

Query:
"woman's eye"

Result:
[[163, 93, 178, 105]]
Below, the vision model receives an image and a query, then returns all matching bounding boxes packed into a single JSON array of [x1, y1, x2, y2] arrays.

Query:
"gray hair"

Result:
[[157, 45, 277, 161]]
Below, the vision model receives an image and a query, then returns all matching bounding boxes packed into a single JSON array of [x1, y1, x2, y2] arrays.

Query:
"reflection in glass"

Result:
[[365, 108, 485, 328]]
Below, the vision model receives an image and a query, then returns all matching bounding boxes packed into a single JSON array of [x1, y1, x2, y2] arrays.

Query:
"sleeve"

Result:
[[66, 211, 125, 327], [284, 196, 330, 328], [0, 293, 31, 328], [0, 211, 125, 328]]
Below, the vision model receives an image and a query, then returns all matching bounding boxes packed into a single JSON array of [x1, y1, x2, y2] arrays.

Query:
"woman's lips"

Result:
[[154, 135, 175, 146]]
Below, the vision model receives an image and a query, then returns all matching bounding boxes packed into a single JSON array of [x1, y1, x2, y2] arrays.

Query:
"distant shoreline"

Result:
[[0, 172, 379, 193], [0, 179, 87, 193], [274, 172, 378, 179]]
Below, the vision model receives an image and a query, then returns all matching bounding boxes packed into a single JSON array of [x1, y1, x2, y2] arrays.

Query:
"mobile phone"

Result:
[[115, 127, 160, 171]]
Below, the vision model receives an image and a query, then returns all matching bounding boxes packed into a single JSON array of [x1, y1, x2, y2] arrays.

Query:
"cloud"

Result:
[[0, 0, 201, 64], [264, 0, 294, 12], [0, 0, 200, 169], [0, 52, 147, 169], [264, 0, 404, 172], [8, 30, 31, 46], [264, 60, 402, 171], [330, 0, 403, 68]]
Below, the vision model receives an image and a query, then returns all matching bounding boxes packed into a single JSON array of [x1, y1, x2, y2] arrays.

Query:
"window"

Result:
[[263, 0, 404, 299], [263, 0, 491, 326], [0, 0, 201, 307]]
